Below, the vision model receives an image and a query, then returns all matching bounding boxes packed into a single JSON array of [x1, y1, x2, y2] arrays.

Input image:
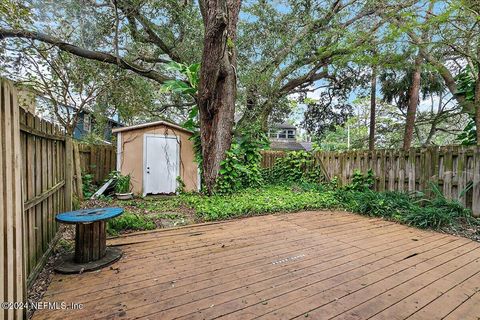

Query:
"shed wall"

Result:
[[118, 124, 199, 194]]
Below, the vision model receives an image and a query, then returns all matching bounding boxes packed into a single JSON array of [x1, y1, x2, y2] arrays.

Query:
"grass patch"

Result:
[[181, 185, 339, 221], [107, 212, 156, 236]]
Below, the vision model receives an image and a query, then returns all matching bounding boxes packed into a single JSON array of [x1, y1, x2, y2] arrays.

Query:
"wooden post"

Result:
[[472, 147, 480, 217], [457, 146, 467, 205], [73, 143, 84, 201], [408, 148, 416, 192], [443, 146, 453, 200], [378, 150, 386, 192], [65, 136, 73, 211], [74, 221, 106, 263]]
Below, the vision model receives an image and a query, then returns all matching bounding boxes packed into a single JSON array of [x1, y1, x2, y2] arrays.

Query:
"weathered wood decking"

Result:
[[34, 211, 480, 320]]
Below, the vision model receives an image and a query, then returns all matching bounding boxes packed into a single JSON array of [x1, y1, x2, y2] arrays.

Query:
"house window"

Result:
[[287, 130, 295, 139], [279, 130, 287, 138], [83, 114, 91, 132]]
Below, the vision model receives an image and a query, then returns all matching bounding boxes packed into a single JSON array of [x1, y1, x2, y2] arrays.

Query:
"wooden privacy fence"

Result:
[[1, 79, 25, 320], [20, 108, 72, 287], [261, 146, 480, 217], [1, 79, 74, 320], [77, 143, 116, 184]]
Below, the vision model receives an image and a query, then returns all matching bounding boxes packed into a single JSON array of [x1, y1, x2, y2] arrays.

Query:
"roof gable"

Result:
[[112, 120, 193, 135]]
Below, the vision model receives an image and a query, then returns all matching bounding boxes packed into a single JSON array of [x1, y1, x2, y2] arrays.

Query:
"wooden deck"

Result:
[[34, 211, 480, 320]]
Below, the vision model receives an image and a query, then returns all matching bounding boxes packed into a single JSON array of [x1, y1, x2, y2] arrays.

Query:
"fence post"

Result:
[[73, 143, 84, 201], [65, 136, 73, 211], [472, 147, 480, 217]]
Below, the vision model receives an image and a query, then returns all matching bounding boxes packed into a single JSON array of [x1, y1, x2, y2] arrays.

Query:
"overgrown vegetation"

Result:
[[262, 151, 327, 185], [344, 169, 375, 191], [183, 185, 339, 221], [81, 173, 96, 198], [215, 128, 268, 194], [99, 157, 477, 235], [182, 180, 473, 230]]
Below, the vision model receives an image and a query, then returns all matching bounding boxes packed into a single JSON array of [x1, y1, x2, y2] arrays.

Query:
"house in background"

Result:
[[17, 87, 123, 142], [72, 110, 123, 142], [268, 123, 312, 151]]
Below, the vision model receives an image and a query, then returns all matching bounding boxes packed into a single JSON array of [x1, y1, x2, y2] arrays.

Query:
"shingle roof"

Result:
[[272, 123, 297, 129], [270, 140, 307, 151]]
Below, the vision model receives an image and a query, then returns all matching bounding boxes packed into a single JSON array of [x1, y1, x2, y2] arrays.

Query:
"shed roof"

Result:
[[112, 120, 193, 135]]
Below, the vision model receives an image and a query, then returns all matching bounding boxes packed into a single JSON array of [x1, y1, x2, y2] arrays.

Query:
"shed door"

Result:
[[144, 135, 179, 195]]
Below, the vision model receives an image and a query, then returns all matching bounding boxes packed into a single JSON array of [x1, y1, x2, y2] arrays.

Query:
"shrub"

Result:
[[82, 173, 96, 198], [336, 181, 471, 229], [401, 184, 470, 228], [345, 169, 375, 191], [215, 128, 268, 194], [336, 190, 413, 219]]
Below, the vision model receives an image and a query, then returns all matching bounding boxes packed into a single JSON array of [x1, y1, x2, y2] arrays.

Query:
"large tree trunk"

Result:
[[198, 0, 242, 193], [475, 67, 480, 146], [403, 55, 422, 150], [369, 66, 377, 151]]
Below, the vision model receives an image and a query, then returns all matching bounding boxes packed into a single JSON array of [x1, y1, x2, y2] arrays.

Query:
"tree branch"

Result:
[[0, 28, 172, 84]]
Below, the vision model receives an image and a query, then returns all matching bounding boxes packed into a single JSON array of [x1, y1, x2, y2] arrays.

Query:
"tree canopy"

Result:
[[1, 0, 479, 190]]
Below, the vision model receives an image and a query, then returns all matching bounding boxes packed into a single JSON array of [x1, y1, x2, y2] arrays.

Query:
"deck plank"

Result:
[[32, 211, 480, 320]]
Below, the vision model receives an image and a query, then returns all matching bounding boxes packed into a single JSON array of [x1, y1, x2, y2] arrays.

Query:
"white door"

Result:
[[144, 135, 179, 195]]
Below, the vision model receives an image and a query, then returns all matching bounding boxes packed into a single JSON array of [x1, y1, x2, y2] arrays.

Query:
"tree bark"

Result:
[[403, 54, 423, 150], [475, 67, 480, 145], [369, 66, 377, 151], [197, 0, 241, 193]]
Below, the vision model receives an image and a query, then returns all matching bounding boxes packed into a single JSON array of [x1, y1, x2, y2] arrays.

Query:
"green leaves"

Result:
[[455, 66, 478, 145], [186, 185, 339, 221], [162, 80, 197, 95], [163, 61, 200, 93], [345, 169, 375, 192], [262, 151, 326, 185], [457, 120, 476, 146], [215, 129, 269, 194]]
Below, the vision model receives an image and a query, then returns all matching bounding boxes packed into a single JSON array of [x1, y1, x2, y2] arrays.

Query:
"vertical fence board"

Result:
[[1, 80, 25, 320], [457, 146, 467, 205], [4, 82, 15, 319], [75, 143, 116, 185], [11, 87, 24, 320], [472, 147, 480, 217], [444, 147, 453, 200], [0, 80, 4, 320]]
